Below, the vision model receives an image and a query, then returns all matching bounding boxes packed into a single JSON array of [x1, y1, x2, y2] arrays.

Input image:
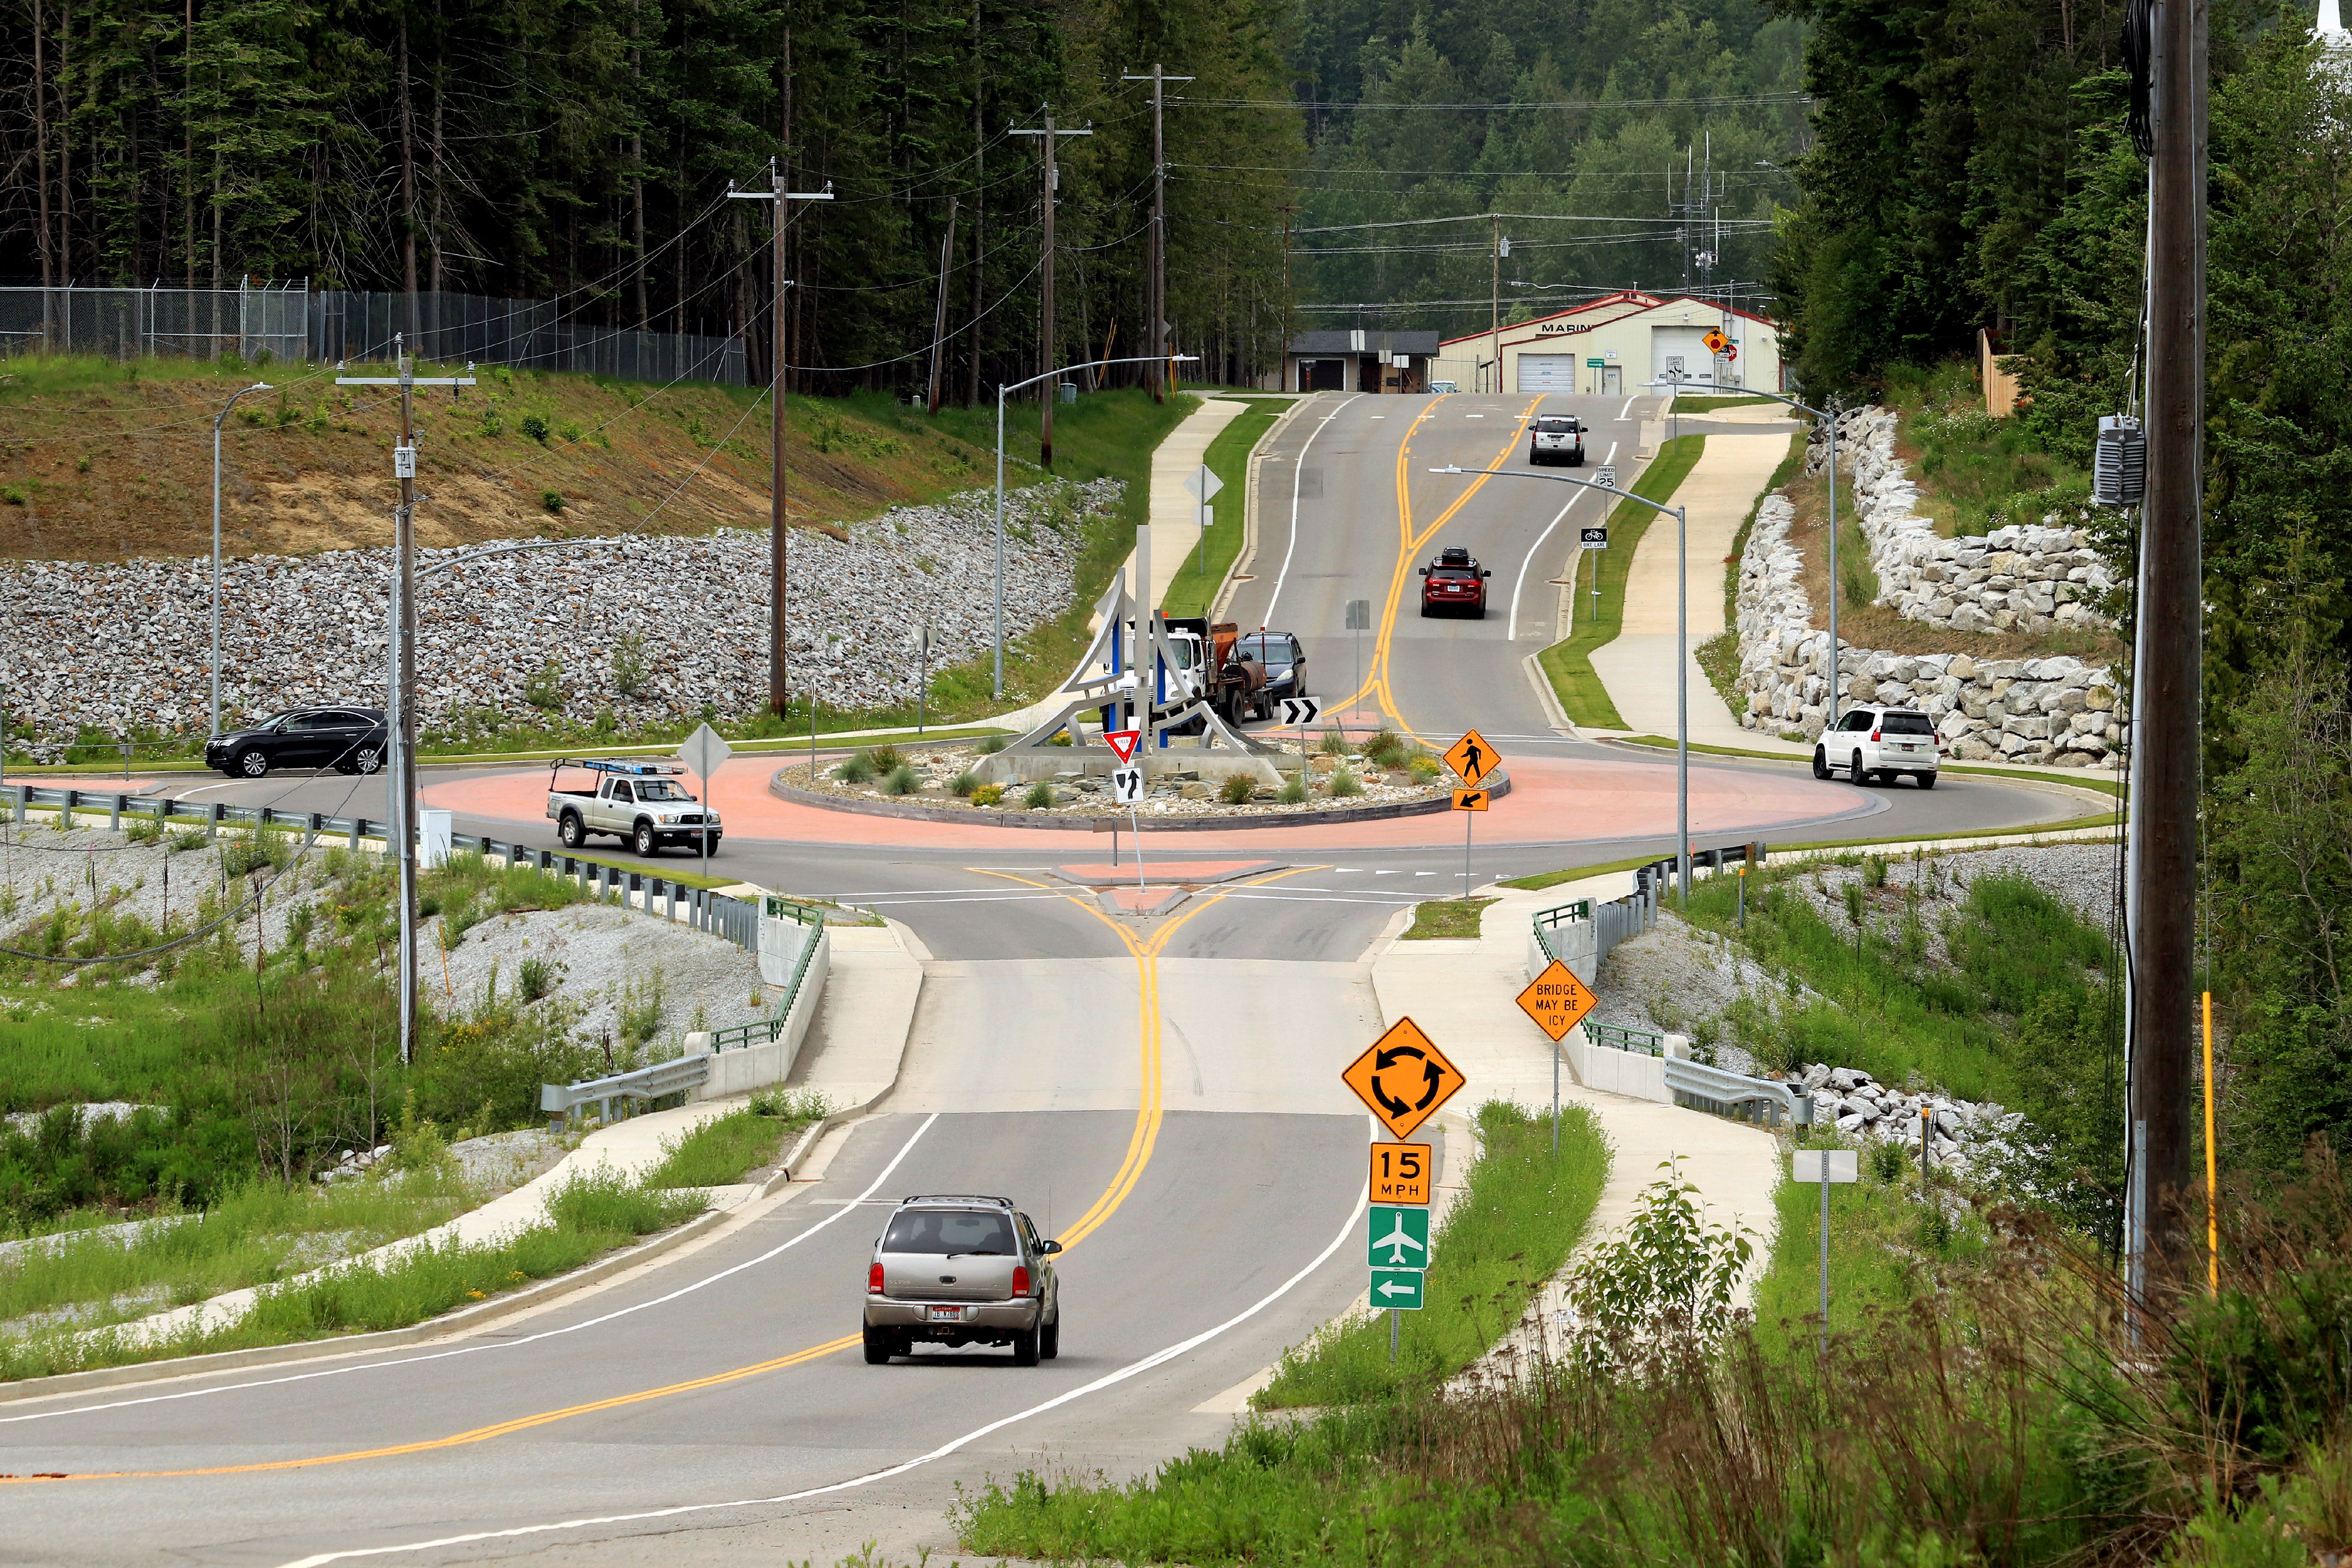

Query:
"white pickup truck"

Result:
[[545, 759, 722, 857]]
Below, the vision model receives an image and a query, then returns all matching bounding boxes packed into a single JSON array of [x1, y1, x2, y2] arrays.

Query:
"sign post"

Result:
[[1184, 464, 1224, 580], [909, 623, 933, 734], [1792, 1147, 1859, 1357], [1345, 1018, 1462, 1359], [1345, 598, 1372, 707], [1443, 730, 1501, 903], [678, 723, 734, 883], [1516, 959, 1598, 1155], [1280, 695, 1322, 789]]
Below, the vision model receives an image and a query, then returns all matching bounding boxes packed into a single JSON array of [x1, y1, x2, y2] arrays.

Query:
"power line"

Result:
[[1179, 92, 1811, 111]]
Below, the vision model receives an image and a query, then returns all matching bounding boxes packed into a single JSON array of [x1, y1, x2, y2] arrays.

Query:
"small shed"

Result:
[[1280, 329, 1442, 394]]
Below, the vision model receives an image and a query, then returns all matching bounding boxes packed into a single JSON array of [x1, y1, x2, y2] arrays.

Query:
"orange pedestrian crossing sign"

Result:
[[1443, 729, 1500, 788], [1516, 959, 1597, 1043], [1343, 1018, 1466, 1141]]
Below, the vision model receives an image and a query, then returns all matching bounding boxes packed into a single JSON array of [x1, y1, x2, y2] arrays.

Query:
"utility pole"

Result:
[[927, 197, 959, 415], [2125, 0, 2206, 1304], [1275, 203, 1299, 391], [336, 339, 471, 1067], [1124, 65, 1192, 398], [1010, 111, 1090, 467], [1490, 216, 1505, 394], [730, 166, 833, 717]]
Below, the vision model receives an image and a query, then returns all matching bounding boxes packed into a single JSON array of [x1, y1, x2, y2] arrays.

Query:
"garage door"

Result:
[[1651, 326, 1716, 389], [1515, 354, 1580, 393]]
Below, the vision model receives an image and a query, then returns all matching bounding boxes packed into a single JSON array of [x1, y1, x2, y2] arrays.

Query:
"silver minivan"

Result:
[[863, 1195, 1062, 1365]]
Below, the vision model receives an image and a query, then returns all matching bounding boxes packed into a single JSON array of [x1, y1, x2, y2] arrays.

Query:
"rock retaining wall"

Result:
[[1822, 407, 2114, 635], [0, 478, 1119, 755], [1733, 491, 2123, 765]]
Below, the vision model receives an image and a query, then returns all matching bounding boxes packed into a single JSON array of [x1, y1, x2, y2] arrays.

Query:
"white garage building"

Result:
[[1429, 292, 1784, 397]]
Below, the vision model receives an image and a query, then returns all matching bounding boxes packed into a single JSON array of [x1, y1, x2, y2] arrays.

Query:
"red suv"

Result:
[[1419, 546, 1491, 618]]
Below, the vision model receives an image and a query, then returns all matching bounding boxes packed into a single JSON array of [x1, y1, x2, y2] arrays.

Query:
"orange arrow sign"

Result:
[[1342, 1018, 1466, 1140], [1516, 959, 1597, 1043], [1452, 787, 1489, 811]]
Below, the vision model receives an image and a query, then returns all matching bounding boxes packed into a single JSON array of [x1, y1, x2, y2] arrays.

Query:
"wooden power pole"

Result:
[[1124, 65, 1192, 399], [1011, 110, 1089, 468], [2126, 0, 2206, 1301], [730, 166, 833, 717]]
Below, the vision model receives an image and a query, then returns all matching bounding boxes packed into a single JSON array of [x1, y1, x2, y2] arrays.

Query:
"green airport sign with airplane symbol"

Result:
[[1369, 1268, 1425, 1310], [1367, 1205, 1431, 1270]]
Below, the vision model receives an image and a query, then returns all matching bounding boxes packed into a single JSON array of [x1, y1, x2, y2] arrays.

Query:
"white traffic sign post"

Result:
[[1793, 1147, 1859, 1357], [679, 723, 733, 882], [1346, 597, 1372, 704], [1183, 464, 1223, 580], [909, 624, 933, 733]]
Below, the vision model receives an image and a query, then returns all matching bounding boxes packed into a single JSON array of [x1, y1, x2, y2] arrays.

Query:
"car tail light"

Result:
[[868, 1262, 885, 1295], [1013, 1265, 1031, 1297], [1870, 729, 1881, 742]]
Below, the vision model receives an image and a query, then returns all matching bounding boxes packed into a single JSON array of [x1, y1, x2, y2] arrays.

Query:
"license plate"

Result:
[[927, 1305, 963, 1322]]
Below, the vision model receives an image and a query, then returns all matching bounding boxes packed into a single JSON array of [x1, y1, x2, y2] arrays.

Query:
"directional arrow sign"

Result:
[[1367, 1204, 1431, 1269], [1182, 465, 1224, 504], [1104, 728, 1142, 763], [1342, 1017, 1465, 1141], [1452, 788, 1489, 812], [1110, 765, 1145, 806], [1369, 1268, 1425, 1310], [1279, 696, 1322, 727], [1516, 958, 1598, 1043]]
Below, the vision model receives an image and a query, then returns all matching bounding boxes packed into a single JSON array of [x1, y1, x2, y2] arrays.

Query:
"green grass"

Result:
[[0, 1166, 478, 1343], [0, 1165, 705, 1381], [1535, 434, 1705, 727], [1251, 1101, 1609, 1407], [1399, 897, 1496, 939], [1673, 394, 1778, 413], [1496, 851, 1675, 892], [1609, 733, 2124, 798], [643, 1095, 829, 1189], [1160, 399, 1288, 620]]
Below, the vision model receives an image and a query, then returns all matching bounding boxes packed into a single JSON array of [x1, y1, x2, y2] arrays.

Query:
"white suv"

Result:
[[1813, 706, 1941, 788]]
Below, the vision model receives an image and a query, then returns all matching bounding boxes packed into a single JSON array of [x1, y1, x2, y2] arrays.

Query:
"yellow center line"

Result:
[[8, 865, 1308, 1486]]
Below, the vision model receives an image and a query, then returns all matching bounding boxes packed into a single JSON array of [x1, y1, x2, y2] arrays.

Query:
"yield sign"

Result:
[[1104, 728, 1141, 763], [1342, 1017, 1465, 1141], [1443, 729, 1500, 788], [1516, 959, 1597, 1043]]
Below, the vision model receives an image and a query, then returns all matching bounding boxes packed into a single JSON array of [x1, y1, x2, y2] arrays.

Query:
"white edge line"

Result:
[[276, 1181, 1372, 1568], [1261, 394, 1357, 625], [4, 1116, 943, 1428], [1507, 438, 1619, 641]]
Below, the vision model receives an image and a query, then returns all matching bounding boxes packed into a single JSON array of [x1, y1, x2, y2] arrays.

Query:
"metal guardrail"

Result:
[[540, 1055, 710, 1128], [1588, 1023, 1664, 1055], [1664, 1056, 1808, 1126], [0, 782, 764, 958]]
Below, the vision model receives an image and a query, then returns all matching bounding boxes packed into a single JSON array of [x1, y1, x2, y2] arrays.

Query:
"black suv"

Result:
[[205, 707, 388, 778], [1235, 632, 1308, 704]]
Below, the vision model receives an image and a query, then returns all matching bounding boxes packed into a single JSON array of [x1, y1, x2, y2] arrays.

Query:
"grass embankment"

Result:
[[0, 1097, 824, 1381], [1671, 394, 1777, 413], [1399, 897, 1496, 939], [1159, 397, 1288, 620], [0, 355, 998, 561], [1535, 434, 1704, 728], [1252, 1101, 1609, 1408]]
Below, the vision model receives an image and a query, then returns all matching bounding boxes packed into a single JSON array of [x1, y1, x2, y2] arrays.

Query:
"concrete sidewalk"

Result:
[[1587, 432, 1790, 748], [1089, 396, 1246, 628], [93, 918, 928, 1351]]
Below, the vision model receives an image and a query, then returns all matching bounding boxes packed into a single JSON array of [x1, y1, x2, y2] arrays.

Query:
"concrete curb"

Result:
[[765, 768, 1510, 832]]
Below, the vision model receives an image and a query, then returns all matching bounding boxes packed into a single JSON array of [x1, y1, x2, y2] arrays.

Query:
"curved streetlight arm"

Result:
[[1426, 462, 1695, 896], [991, 353, 1201, 699], [210, 380, 274, 738]]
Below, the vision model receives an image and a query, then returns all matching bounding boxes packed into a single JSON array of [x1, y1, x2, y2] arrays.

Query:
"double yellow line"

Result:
[[1327, 397, 1545, 741], [18, 865, 1299, 1485]]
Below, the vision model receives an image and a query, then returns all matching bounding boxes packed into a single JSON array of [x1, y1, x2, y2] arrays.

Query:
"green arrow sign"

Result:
[[1369, 1268, 1425, 1310], [1367, 1205, 1431, 1269]]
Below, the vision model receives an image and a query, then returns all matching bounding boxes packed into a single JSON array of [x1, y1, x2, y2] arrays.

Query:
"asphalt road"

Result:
[[0, 391, 2106, 1565]]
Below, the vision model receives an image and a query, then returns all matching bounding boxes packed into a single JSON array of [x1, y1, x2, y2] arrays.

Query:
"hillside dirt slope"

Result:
[[0, 357, 999, 562]]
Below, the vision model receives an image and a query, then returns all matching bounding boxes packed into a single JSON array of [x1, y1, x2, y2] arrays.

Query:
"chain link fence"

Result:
[[0, 282, 746, 386]]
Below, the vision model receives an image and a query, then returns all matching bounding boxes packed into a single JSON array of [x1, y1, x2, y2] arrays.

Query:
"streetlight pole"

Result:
[[1647, 381, 1847, 727], [993, 353, 1198, 699], [210, 379, 272, 738], [1433, 463, 1690, 892]]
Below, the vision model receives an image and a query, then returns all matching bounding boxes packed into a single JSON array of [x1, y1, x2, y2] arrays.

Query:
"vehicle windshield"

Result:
[[635, 779, 695, 801], [1164, 636, 1200, 671], [1881, 712, 1935, 735], [252, 711, 299, 732], [1430, 567, 1478, 580], [1535, 418, 1577, 433], [1236, 636, 1289, 665], [882, 1209, 1017, 1256]]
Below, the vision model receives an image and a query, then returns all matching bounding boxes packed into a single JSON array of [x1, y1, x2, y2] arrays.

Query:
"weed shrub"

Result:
[[1219, 774, 1255, 805], [1328, 767, 1363, 798], [1256, 1101, 1609, 1406], [643, 1097, 827, 1189], [835, 754, 876, 785], [1277, 777, 1308, 805], [1022, 782, 1055, 810], [880, 763, 920, 796]]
